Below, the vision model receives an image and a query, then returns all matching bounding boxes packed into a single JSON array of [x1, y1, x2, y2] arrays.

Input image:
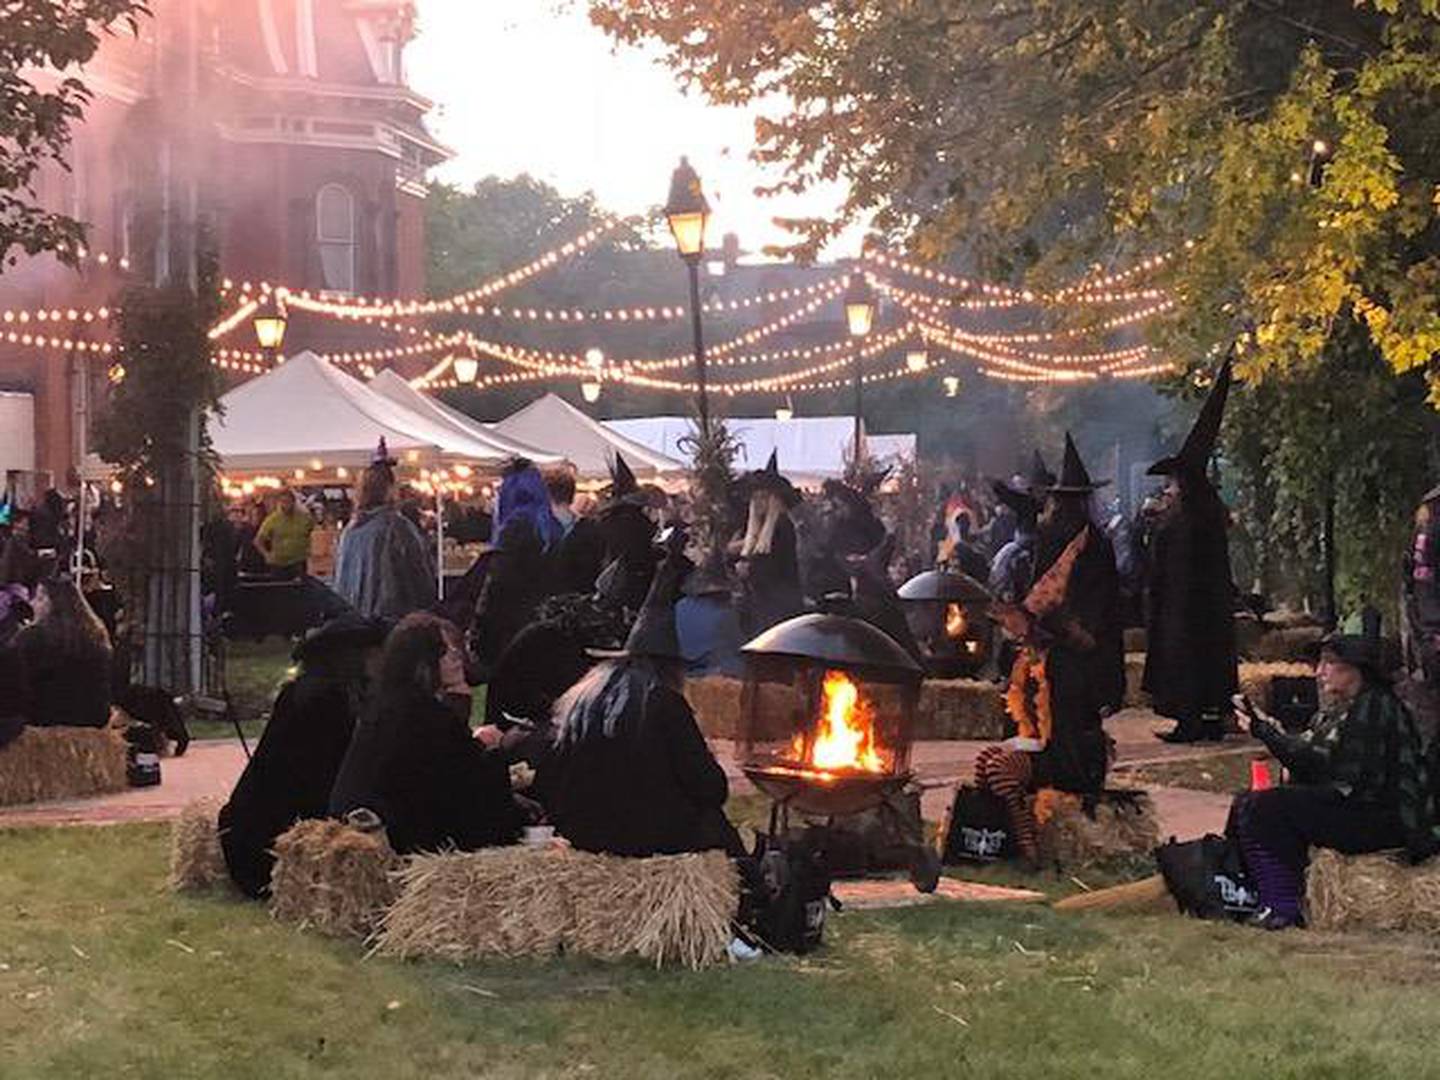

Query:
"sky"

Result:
[[406, 1, 855, 259]]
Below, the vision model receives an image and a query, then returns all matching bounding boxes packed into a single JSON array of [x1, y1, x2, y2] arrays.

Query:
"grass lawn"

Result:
[[1117, 751, 1275, 795], [4, 824, 1440, 1078]]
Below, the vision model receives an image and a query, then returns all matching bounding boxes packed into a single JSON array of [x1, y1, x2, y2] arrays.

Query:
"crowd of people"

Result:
[[6, 362, 1440, 934]]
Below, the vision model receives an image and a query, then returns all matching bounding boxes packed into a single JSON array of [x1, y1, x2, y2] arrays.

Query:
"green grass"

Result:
[[4, 824, 1440, 1078]]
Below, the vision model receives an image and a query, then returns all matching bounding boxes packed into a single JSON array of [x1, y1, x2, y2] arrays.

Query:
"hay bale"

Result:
[[1034, 789, 1159, 869], [1124, 653, 1149, 709], [917, 679, 1007, 740], [378, 847, 569, 962], [1237, 662, 1313, 711], [376, 847, 739, 969], [1245, 625, 1324, 663], [169, 796, 231, 894], [687, 675, 744, 740], [268, 819, 400, 938], [1305, 848, 1440, 934], [0, 726, 129, 807]]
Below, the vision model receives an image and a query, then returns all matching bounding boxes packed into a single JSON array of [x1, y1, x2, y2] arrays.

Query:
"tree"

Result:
[[0, 1, 149, 268]]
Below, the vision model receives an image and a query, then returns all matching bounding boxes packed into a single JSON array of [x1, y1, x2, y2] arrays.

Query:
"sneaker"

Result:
[[1247, 907, 1302, 931], [727, 937, 764, 962]]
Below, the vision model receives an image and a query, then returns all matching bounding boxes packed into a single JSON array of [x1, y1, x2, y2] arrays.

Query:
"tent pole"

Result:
[[435, 481, 445, 602]]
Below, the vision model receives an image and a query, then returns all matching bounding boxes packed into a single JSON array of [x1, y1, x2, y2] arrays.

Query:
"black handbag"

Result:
[[1155, 834, 1262, 921], [737, 828, 834, 955], [938, 785, 1016, 864]]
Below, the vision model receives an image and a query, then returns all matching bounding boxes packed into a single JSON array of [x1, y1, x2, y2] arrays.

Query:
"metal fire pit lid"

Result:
[[742, 612, 922, 676], [897, 568, 993, 605]]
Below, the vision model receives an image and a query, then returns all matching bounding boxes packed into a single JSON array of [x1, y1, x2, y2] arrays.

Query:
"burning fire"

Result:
[[944, 602, 968, 640], [788, 670, 890, 775]]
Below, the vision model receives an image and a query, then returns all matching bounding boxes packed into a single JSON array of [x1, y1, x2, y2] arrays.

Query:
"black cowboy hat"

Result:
[[991, 478, 1038, 523], [738, 450, 802, 508], [292, 613, 390, 663], [1149, 358, 1233, 478], [1042, 433, 1111, 495]]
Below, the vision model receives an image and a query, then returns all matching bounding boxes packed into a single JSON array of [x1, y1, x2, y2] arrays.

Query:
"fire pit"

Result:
[[739, 612, 938, 891], [897, 568, 994, 679]]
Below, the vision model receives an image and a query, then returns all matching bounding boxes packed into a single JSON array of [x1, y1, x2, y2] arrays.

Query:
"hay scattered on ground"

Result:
[[1306, 848, 1440, 934], [0, 726, 128, 807], [1237, 662, 1313, 711], [1053, 874, 1175, 915], [1035, 789, 1159, 869], [918, 680, 1007, 740], [169, 797, 231, 894], [377, 847, 738, 969], [268, 819, 400, 938]]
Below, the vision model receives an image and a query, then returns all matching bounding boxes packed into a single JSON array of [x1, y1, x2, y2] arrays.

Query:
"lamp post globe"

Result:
[[843, 273, 876, 338], [452, 353, 479, 384], [253, 294, 288, 359]]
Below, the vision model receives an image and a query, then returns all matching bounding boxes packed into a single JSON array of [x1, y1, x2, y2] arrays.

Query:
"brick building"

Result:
[[0, 0, 448, 489]]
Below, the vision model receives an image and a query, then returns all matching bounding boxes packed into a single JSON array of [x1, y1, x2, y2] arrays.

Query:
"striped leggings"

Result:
[[975, 745, 1038, 858]]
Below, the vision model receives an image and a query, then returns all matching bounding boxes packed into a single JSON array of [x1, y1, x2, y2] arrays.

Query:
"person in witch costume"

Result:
[[1146, 359, 1240, 743], [801, 472, 888, 602], [219, 613, 388, 898], [734, 451, 805, 636], [675, 556, 745, 678], [974, 436, 1124, 864], [593, 452, 661, 612], [987, 452, 1055, 607], [541, 536, 745, 858], [1229, 622, 1437, 930], [333, 438, 436, 622]]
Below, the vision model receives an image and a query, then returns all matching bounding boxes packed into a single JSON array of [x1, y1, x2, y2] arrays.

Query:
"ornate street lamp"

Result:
[[943, 375, 960, 398], [775, 395, 794, 422], [451, 351, 479, 384], [905, 337, 929, 373], [665, 157, 712, 438], [253, 295, 288, 361], [581, 378, 602, 404], [842, 272, 876, 465]]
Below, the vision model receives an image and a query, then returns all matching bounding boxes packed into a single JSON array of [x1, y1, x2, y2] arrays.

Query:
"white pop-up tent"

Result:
[[212, 351, 517, 472], [367, 369, 562, 466], [604, 415, 916, 488], [492, 393, 685, 481]]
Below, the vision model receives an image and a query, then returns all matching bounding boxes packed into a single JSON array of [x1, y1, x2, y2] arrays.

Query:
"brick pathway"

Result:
[[0, 705, 1237, 838]]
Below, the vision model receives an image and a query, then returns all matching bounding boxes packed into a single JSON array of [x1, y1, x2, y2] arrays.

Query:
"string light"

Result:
[[455, 276, 842, 324], [1, 305, 112, 326], [208, 298, 260, 340], [1, 331, 113, 355]]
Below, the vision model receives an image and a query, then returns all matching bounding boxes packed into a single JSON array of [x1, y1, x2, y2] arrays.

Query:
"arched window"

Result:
[[316, 183, 356, 294]]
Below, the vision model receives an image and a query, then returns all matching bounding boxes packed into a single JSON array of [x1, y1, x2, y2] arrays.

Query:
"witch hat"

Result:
[[1030, 450, 1057, 491], [599, 452, 649, 513], [741, 450, 802, 508], [1148, 358, 1233, 477], [616, 531, 692, 659], [372, 436, 397, 468], [991, 478, 1038, 526], [1044, 433, 1111, 495]]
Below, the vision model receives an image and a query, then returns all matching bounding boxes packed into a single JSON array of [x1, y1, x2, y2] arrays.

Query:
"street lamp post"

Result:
[[665, 157, 712, 439], [843, 272, 877, 466]]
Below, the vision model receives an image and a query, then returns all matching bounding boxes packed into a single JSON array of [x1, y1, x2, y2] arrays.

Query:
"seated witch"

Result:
[[1230, 626, 1437, 930]]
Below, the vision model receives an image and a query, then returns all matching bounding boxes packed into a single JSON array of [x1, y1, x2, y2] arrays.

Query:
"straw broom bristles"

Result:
[[268, 819, 400, 938], [376, 847, 739, 969], [0, 726, 129, 807], [1053, 874, 1175, 914], [169, 796, 232, 894], [1305, 848, 1440, 934]]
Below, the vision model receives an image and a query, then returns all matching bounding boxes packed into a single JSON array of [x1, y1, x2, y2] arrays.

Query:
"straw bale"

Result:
[[169, 797, 232, 894], [1034, 789, 1159, 869], [376, 846, 739, 969], [1244, 625, 1324, 663], [268, 819, 400, 938], [1124, 653, 1149, 709], [1053, 873, 1176, 915], [917, 680, 1007, 740], [1237, 662, 1314, 711], [377, 847, 569, 962], [0, 726, 128, 807], [1305, 848, 1440, 934], [686, 676, 744, 740]]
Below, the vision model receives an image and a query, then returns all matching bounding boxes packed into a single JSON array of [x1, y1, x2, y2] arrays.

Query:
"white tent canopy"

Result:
[[604, 416, 916, 488], [492, 393, 685, 480], [212, 351, 518, 472], [367, 369, 562, 465]]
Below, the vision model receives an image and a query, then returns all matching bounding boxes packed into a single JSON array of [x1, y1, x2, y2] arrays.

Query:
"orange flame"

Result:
[[944, 602, 968, 640], [786, 670, 889, 775]]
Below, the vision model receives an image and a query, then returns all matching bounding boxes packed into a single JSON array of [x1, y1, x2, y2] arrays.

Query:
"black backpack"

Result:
[[1155, 834, 1261, 921], [738, 828, 834, 955]]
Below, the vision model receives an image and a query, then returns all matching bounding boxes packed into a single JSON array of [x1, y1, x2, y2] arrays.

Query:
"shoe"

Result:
[[1247, 907, 1302, 931]]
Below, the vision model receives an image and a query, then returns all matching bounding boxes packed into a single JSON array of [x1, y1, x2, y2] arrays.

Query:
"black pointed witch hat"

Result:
[[1148, 358, 1233, 477], [599, 451, 651, 513], [739, 450, 802, 508], [1043, 433, 1111, 495], [1030, 450, 1056, 490], [598, 531, 692, 659]]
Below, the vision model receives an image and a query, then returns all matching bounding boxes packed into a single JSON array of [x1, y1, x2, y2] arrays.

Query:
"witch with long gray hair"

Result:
[[734, 451, 804, 636], [540, 538, 744, 858]]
